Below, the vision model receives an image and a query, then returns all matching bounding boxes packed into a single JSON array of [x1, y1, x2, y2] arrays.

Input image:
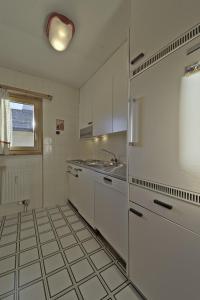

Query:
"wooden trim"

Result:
[[0, 84, 52, 100], [9, 95, 43, 155], [0, 140, 10, 145]]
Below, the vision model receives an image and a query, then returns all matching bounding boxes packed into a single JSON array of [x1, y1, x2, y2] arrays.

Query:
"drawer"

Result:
[[96, 174, 127, 195], [129, 184, 200, 235]]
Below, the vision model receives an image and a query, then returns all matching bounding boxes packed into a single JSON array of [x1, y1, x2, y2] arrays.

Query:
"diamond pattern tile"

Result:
[[0, 272, 15, 296], [100, 265, 127, 291], [44, 253, 65, 274], [79, 276, 107, 300], [82, 238, 101, 254], [57, 289, 79, 299], [90, 250, 112, 270], [60, 234, 77, 249], [41, 240, 59, 257], [47, 268, 72, 297], [20, 227, 35, 240], [65, 245, 84, 263], [19, 248, 39, 266], [19, 280, 46, 300], [0, 203, 139, 300], [0, 256, 15, 274], [0, 243, 16, 259], [71, 259, 94, 282], [19, 262, 42, 286], [76, 229, 92, 242]]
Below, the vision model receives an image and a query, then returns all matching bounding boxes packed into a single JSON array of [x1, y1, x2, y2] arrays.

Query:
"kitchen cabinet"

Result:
[[67, 164, 95, 228], [79, 41, 128, 136], [79, 78, 94, 130], [129, 197, 200, 300], [112, 42, 128, 132], [95, 174, 128, 261], [68, 165, 80, 209], [93, 59, 113, 136], [130, 0, 200, 66]]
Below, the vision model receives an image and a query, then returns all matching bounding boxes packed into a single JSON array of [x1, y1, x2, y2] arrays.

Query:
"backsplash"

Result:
[[79, 132, 127, 163]]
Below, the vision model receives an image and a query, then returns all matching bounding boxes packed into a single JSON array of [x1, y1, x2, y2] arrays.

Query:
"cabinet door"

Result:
[[112, 42, 128, 132], [78, 168, 94, 227], [79, 81, 93, 129], [130, 0, 200, 63], [129, 203, 200, 300], [68, 174, 80, 209], [95, 179, 128, 260], [93, 60, 113, 136]]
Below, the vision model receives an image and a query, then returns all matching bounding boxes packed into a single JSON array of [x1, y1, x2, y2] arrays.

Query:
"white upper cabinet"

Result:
[[112, 42, 128, 132], [79, 41, 128, 136], [93, 59, 113, 136], [130, 0, 200, 65], [79, 79, 94, 129]]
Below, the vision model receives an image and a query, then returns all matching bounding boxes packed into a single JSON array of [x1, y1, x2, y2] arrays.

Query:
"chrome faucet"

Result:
[[101, 149, 119, 165]]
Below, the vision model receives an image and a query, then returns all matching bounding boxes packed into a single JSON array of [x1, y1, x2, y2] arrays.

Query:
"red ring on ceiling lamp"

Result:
[[46, 12, 75, 38]]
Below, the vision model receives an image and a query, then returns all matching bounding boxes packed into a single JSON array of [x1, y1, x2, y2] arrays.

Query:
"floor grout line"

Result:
[[0, 202, 143, 300]]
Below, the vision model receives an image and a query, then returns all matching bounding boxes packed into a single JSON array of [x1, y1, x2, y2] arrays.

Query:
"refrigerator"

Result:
[[128, 34, 200, 197], [128, 27, 200, 300]]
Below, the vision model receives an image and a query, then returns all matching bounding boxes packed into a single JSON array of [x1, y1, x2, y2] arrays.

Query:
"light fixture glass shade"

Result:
[[47, 13, 75, 51]]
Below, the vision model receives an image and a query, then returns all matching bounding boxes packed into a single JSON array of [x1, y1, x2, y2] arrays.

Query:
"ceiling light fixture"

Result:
[[46, 12, 75, 52]]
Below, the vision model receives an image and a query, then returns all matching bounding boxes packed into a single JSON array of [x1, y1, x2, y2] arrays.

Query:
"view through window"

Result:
[[10, 102, 35, 147], [9, 95, 42, 154]]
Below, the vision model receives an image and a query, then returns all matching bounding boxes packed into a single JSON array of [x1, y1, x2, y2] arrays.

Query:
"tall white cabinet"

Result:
[[130, 0, 200, 64], [93, 59, 113, 136], [129, 200, 200, 300], [79, 41, 128, 136], [79, 77, 94, 130], [112, 42, 128, 133]]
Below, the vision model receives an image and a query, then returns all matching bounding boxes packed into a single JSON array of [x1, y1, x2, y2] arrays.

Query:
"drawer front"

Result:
[[129, 184, 200, 235], [129, 202, 200, 300], [96, 174, 127, 195]]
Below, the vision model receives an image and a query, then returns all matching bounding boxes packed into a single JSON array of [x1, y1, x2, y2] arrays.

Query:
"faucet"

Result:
[[101, 149, 119, 165]]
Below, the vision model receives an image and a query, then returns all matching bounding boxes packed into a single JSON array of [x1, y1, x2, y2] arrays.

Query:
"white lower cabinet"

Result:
[[68, 164, 128, 260], [129, 201, 200, 300], [95, 175, 128, 261], [77, 168, 95, 228], [68, 164, 95, 228]]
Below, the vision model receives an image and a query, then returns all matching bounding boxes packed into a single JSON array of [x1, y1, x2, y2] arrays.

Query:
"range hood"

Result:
[[80, 125, 93, 139]]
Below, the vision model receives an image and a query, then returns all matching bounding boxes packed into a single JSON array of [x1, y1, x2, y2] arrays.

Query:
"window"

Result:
[[9, 94, 42, 155]]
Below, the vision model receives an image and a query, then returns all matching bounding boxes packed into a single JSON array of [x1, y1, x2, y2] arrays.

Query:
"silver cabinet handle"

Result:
[[103, 177, 112, 184], [130, 208, 143, 217], [131, 52, 145, 65], [74, 168, 82, 172], [128, 98, 139, 146], [65, 171, 78, 178]]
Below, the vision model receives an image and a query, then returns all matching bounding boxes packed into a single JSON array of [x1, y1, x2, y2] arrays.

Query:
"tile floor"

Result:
[[0, 202, 143, 300]]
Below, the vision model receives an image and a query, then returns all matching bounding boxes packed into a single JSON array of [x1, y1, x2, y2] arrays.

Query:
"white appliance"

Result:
[[95, 174, 128, 261], [128, 25, 200, 300]]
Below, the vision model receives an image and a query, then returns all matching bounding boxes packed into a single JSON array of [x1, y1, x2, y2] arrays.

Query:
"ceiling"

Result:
[[0, 0, 129, 88]]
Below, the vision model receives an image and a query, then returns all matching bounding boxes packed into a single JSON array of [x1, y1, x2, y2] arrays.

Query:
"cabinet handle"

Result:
[[131, 52, 145, 65], [74, 168, 82, 172], [103, 177, 112, 184], [88, 121, 93, 125], [153, 199, 173, 210], [66, 171, 78, 178], [128, 98, 139, 146], [130, 208, 143, 217]]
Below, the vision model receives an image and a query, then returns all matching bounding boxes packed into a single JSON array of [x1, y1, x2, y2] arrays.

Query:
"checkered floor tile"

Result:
[[0, 202, 143, 300]]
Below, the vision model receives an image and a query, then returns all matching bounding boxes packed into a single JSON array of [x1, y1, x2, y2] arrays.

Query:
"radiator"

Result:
[[0, 166, 31, 205]]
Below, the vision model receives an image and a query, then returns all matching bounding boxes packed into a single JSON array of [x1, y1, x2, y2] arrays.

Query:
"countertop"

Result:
[[67, 160, 127, 181]]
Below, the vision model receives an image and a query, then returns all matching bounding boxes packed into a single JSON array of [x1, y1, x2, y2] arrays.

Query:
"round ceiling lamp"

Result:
[[46, 12, 75, 51]]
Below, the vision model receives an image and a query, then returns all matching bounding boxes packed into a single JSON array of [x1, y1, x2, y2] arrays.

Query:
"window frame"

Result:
[[9, 93, 43, 155]]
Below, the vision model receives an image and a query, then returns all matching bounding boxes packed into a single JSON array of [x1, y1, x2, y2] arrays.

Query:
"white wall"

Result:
[[0, 66, 79, 216], [79, 132, 127, 163]]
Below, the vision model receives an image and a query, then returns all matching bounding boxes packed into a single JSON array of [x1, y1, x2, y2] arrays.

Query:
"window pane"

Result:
[[10, 101, 35, 147]]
